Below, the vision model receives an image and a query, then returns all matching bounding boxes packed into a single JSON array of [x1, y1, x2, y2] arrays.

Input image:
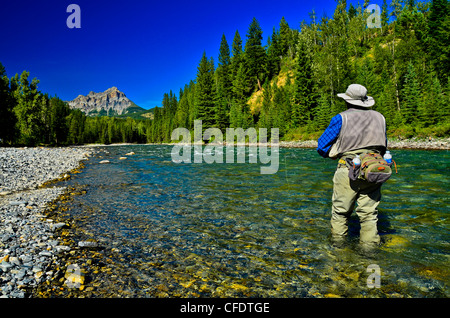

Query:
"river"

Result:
[[39, 145, 449, 298]]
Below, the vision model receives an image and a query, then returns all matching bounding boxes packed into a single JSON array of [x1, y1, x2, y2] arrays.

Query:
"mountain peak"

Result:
[[67, 87, 143, 116], [106, 86, 119, 92]]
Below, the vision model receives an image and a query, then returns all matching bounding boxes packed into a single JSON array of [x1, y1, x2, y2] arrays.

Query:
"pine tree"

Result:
[[381, 0, 389, 35], [428, 0, 450, 82], [216, 34, 232, 130], [314, 94, 332, 130], [258, 82, 273, 129], [419, 73, 444, 127], [292, 41, 316, 126], [279, 17, 292, 57], [401, 62, 421, 125], [231, 63, 252, 128], [390, 0, 403, 20], [196, 52, 216, 130], [348, 3, 357, 19], [265, 28, 282, 80], [244, 18, 266, 92], [272, 83, 290, 136], [175, 85, 190, 129], [377, 65, 398, 127], [219, 34, 231, 72], [230, 30, 244, 83], [67, 109, 84, 144]]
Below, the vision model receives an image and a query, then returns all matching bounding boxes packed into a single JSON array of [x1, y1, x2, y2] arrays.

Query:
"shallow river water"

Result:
[[48, 145, 449, 297]]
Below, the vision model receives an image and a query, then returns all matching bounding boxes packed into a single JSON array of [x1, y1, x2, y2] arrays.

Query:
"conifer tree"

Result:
[[216, 34, 232, 130], [265, 28, 282, 80], [258, 82, 273, 129], [175, 85, 190, 129], [196, 52, 216, 130], [401, 62, 421, 125], [217, 34, 232, 97], [230, 30, 244, 83], [279, 17, 292, 57], [428, 0, 450, 82], [381, 0, 389, 34], [231, 63, 252, 128], [244, 18, 266, 92], [292, 41, 316, 127], [314, 94, 332, 130], [272, 83, 291, 136], [419, 73, 444, 127]]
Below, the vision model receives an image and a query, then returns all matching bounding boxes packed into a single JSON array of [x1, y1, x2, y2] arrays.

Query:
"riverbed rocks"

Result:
[[0, 147, 92, 297], [386, 137, 450, 150]]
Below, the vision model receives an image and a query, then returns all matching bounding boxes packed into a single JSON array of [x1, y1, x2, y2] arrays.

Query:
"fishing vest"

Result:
[[328, 108, 387, 158]]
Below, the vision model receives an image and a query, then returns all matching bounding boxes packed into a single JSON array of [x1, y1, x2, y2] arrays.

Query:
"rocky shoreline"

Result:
[[0, 147, 92, 297], [279, 137, 450, 150]]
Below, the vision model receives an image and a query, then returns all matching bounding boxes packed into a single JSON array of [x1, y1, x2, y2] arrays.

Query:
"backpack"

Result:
[[346, 152, 395, 184]]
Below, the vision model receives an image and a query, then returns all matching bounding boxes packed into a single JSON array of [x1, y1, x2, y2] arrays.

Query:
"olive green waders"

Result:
[[331, 160, 382, 246]]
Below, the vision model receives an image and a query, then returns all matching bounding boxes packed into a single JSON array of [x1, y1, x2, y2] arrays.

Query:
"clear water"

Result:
[[56, 145, 449, 297]]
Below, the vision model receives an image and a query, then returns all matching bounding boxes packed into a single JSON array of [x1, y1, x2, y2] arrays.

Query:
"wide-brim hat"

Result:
[[337, 84, 375, 107]]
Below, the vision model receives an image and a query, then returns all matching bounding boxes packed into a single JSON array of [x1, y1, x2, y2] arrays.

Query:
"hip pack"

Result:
[[346, 152, 395, 184]]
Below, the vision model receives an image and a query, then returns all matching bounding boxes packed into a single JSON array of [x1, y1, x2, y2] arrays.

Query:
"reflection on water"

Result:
[[58, 145, 448, 297]]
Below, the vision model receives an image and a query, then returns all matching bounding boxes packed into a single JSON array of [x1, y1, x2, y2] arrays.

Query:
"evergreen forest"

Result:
[[0, 0, 448, 146]]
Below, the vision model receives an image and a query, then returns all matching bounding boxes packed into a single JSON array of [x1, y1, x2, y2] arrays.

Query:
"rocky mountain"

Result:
[[66, 87, 144, 116]]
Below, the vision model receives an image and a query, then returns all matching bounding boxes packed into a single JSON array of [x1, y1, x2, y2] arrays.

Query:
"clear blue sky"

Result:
[[0, 0, 384, 109]]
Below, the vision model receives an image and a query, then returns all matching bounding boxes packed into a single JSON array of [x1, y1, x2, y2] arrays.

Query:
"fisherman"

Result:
[[317, 84, 387, 248]]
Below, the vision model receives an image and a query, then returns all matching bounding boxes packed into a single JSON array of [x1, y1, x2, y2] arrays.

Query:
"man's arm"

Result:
[[317, 114, 342, 158]]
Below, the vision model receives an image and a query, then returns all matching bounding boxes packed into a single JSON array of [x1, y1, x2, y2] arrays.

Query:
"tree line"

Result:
[[151, 0, 449, 142], [0, 66, 152, 146], [1, 0, 449, 147]]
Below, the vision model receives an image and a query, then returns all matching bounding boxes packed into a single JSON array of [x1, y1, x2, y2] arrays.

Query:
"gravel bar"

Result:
[[279, 137, 450, 150], [0, 147, 92, 297]]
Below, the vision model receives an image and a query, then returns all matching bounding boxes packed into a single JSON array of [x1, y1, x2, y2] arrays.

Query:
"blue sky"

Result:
[[0, 0, 384, 109]]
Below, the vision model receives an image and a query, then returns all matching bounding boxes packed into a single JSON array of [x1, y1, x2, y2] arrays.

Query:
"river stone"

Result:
[[38, 251, 52, 257], [0, 262, 13, 272], [78, 241, 98, 248], [9, 201, 28, 206], [51, 222, 66, 231]]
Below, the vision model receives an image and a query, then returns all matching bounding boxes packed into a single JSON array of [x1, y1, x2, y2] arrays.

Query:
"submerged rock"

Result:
[[64, 264, 85, 288], [51, 222, 67, 231], [9, 201, 28, 206], [78, 240, 98, 248]]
